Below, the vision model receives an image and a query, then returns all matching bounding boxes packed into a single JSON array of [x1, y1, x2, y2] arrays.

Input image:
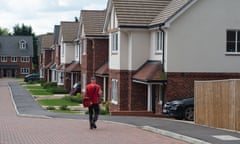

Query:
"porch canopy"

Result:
[[95, 62, 109, 77], [132, 61, 166, 84], [65, 62, 81, 73]]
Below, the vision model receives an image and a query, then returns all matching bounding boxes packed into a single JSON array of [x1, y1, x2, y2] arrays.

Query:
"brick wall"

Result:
[[108, 70, 148, 112], [131, 82, 147, 111], [82, 38, 108, 87], [0, 56, 33, 78], [165, 72, 240, 101]]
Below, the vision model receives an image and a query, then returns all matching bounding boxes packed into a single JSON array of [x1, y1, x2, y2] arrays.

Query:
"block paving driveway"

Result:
[[0, 79, 189, 144]]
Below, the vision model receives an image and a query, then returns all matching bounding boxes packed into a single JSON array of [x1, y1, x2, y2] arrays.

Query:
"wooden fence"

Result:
[[194, 79, 240, 131]]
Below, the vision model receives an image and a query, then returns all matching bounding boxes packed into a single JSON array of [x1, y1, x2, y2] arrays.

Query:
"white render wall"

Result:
[[60, 43, 75, 64], [109, 30, 150, 70], [166, 0, 240, 73]]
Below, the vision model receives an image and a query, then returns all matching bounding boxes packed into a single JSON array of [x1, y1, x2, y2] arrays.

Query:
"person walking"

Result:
[[84, 77, 102, 129]]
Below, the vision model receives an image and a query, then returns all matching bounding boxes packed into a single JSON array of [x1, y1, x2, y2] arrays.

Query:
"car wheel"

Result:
[[184, 107, 194, 121]]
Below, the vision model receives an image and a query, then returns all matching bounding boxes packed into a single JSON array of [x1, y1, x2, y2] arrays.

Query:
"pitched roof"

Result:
[[0, 36, 34, 57], [66, 61, 81, 72], [39, 33, 54, 49], [60, 21, 79, 42], [105, 0, 196, 29], [151, 0, 193, 26], [95, 62, 109, 76], [80, 10, 107, 36], [133, 61, 166, 83], [111, 0, 171, 27]]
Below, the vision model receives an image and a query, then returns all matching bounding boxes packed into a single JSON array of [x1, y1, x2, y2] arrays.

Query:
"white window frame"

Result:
[[111, 32, 118, 53], [57, 71, 64, 85], [21, 56, 30, 62], [226, 30, 240, 54], [1, 56, 7, 62], [51, 70, 57, 82], [21, 68, 29, 74], [75, 44, 80, 59], [61, 42, 65, 57], [82, 39, 87, 55], [111, 79, 118, 104], [81, 73, 87, 92], [11, 57, 17, 62], [156, 31, 163, 53], [19, 40, 27, 49]]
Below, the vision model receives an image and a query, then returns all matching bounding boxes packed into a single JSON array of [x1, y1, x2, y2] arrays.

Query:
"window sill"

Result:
[[111, 51, 118, 55], [225, 52, 240, 56], [111, 100, 118, 105], [155, 51, 163, 55]]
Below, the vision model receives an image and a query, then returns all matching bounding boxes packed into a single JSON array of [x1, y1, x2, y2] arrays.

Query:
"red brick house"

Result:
[[38, 33, 54, 82], [104, 0, 240, 116], [0, 36, 34, 78], [78, 10, 109, 100], [57, 21, 79, 92]]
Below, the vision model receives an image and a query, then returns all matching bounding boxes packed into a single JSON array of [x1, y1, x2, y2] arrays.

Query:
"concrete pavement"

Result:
[[3, 78, 240, 144]]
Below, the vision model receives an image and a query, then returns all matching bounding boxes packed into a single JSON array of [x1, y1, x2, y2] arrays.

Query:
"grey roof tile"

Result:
[[151, 0, 192, 25], [112, 0, 171, 27], [0, 36, 33, 57], [38, 33, 54, 49], [81, 10, 107, 36], [60, 21, 79, 42]]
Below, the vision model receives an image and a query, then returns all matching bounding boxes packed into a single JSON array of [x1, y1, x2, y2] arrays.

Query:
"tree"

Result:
[[13, 24, 33, 36], [13, 23, 38, 71], [0, 27, 10, 35]]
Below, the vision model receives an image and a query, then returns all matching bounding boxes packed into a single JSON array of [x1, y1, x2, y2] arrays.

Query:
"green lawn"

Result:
[[37, 99, 79, 106], [29, 89, 53, 95], [24, 85, 44, 90]]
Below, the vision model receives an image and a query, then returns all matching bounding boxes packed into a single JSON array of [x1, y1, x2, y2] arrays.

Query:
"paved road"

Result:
[[1, 78, 189, 144], [3, 78, 240, 144]]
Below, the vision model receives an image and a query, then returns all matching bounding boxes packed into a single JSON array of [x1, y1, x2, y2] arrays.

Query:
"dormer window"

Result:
[[19, 40, 27, 49]]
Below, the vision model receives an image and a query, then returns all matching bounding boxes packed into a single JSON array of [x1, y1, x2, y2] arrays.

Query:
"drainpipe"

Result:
[[159, 24, 167, 108]]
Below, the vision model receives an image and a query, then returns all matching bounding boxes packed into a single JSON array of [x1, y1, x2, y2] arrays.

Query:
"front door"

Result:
[[3, 69, 7, 77]]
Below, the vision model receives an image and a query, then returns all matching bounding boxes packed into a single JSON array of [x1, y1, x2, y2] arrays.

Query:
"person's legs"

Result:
[[93, 104, 100, 122], [88, 105, 94, 129]]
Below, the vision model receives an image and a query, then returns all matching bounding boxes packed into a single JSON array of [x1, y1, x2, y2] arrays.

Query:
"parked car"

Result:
[[24, 73, 40, 82], [163, 97, 194, 121]]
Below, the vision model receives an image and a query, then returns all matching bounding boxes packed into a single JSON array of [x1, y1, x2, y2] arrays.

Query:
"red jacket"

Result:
[[85, 83, 101, 104]]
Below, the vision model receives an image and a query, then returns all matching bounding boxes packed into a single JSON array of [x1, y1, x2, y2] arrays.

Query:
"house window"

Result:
[[156, 31, 163, 53], [11, 57, 17, 62], [51, 70, 57, 82], [61, 42, 65, 57], [111, 32, 118, 53], [1, 56, 7, 62], [21, 56, 30, 62], [19, 40, 27, 49], [57, 71, 64, 85], [82, 73, 87, 92], [75, 44, 80, 58], [111, 79, 118, 104], [21, 68, 29, 74], [83, 39, 87, 55], [226, 30, 240, 53]]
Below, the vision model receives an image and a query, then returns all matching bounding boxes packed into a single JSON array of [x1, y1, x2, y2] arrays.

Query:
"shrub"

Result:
[[63, 95, 83, 103], [59, 105, 69, 110], [46, 106, 56, 110], [41, 82, 57, 89], [47, 86, 67, 94]]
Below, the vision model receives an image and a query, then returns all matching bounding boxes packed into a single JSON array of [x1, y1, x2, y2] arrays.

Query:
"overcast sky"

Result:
[[0, 0, 108, 35]]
